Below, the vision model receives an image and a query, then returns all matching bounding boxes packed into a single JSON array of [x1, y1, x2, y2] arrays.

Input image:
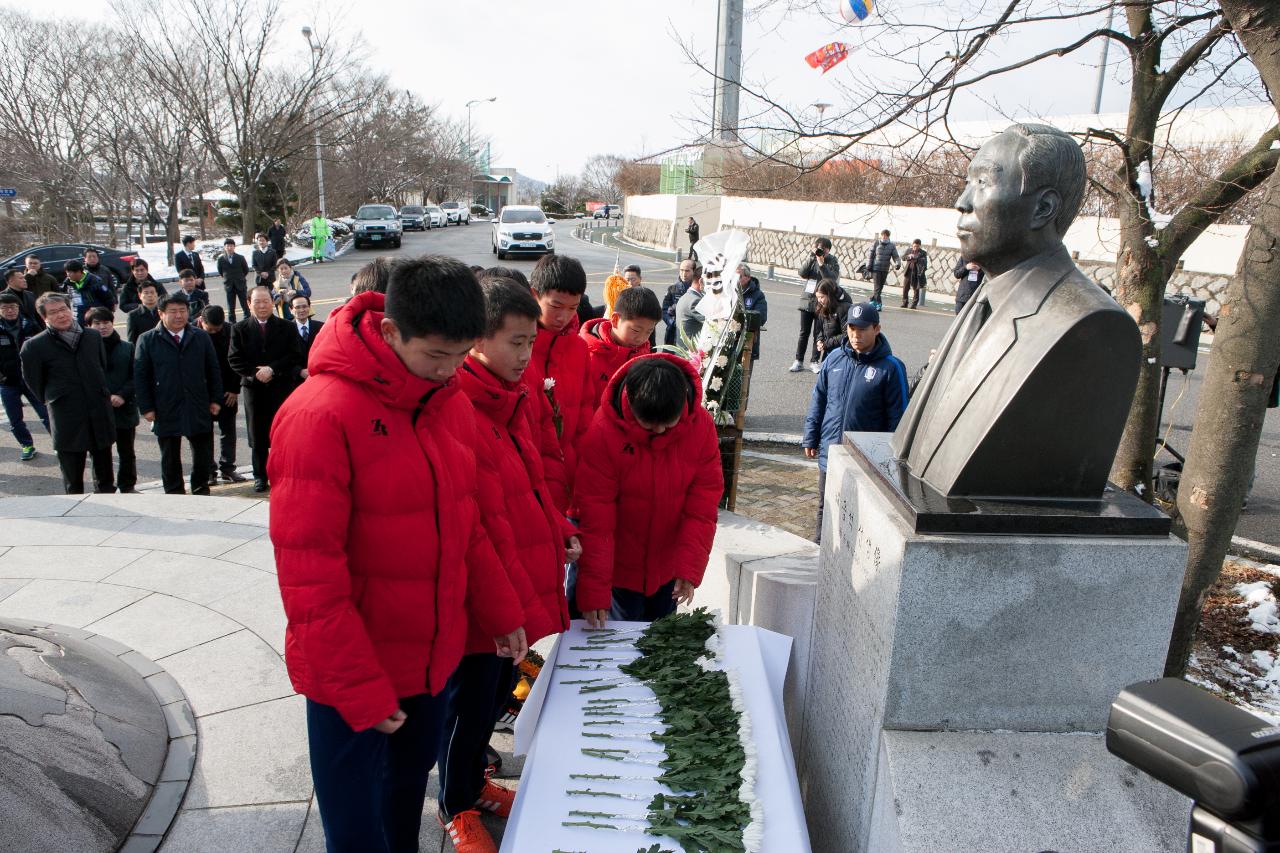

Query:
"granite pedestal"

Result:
[[797, 437, 1192, 853]]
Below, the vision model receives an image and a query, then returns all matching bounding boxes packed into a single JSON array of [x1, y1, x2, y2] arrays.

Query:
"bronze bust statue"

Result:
[[890, 124, 1140, 500]]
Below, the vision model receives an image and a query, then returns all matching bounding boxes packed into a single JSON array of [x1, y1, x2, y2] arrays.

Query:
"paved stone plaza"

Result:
[[0, 493, 515, 852]]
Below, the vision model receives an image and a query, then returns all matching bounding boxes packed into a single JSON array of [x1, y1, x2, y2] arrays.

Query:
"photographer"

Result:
[[791, 237, 839, 373]]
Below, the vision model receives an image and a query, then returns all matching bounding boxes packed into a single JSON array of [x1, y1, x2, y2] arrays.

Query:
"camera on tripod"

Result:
[[1107, 678, 1280, 852]]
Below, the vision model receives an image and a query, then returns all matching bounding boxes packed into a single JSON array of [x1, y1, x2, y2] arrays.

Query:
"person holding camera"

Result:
[[901, 239, 928, 309], [792, 237, 839, 372]]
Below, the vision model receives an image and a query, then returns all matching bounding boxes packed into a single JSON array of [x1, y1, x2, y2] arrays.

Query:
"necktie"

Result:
[[171, 332, 182, 348], [300, 324, 308, 340]]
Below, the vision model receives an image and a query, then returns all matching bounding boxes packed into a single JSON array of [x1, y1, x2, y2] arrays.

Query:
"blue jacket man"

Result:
[[62, 260, 116, 324], [803, 302, 909, 540]]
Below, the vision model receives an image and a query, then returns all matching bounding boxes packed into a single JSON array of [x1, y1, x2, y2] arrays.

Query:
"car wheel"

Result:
[[394, 239, 402, 248], [497, 250, 506, 260], [491, 242, 497, 255]]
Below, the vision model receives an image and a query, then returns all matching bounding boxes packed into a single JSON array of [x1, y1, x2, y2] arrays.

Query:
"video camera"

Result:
[[1107, 678, 1280, 852]]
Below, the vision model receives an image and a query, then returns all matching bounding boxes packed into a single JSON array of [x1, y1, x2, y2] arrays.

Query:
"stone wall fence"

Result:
[[624, 215, 1234, 314]]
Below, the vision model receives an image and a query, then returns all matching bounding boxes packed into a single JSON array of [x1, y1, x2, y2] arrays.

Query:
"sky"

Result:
[[9, 0, 1265, 184]]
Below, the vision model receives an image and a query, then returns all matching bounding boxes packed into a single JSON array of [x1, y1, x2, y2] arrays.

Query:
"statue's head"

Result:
[[954, 123, 1085, 274]]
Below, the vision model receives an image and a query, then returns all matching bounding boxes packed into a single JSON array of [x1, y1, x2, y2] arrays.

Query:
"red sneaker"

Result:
[[440, 809, 497, 853], [474, 780, 516, 818]]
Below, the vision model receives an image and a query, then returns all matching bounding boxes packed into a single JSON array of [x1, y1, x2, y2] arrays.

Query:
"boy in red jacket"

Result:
[[580, 285, 660, 410], [574, 354, 724, 625], [440, 275, 582, 852], [268, 256, 529, 853], [523, 253, 593, 502]]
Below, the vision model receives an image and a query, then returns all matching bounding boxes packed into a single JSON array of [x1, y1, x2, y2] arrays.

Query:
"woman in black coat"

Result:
[[19, 295, 116, 493], [813, 279, 852, 367]]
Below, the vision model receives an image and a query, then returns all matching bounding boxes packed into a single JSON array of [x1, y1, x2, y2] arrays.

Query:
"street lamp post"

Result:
[[302, 26, 326, 217], [465, 97, 497, 201]]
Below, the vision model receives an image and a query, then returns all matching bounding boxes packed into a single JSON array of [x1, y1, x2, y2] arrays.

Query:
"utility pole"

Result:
[[302, 26, 326, 217], [1092, 1, 1116, 114], [712, 0, 743, 142]]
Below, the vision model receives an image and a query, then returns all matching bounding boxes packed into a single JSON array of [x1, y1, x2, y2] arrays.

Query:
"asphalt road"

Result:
[[2, 221, 1275, 546]]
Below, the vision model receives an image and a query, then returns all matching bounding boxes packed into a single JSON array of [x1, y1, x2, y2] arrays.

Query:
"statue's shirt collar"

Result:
[[981, 243, 1076, 318]]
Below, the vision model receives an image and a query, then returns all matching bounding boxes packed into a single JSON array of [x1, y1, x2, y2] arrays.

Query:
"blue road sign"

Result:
[[0, 188, 16, 198]]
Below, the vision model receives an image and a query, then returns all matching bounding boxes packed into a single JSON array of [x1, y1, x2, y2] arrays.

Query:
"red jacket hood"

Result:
[[308, 291, 457, 413], [580, 317, 648, 359], [598, 352, 705, 449]]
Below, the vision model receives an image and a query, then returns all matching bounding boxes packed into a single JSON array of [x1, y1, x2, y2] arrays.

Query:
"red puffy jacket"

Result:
[[525, 316, 593, 499], [573, 353, 724, 611], [457, 356, 574, 651], [268, 292, 524, 732], [580, 317, 652, 413]]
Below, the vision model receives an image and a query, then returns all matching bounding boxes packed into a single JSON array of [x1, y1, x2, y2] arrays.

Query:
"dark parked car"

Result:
[[399, 205, 427, 231], [2, 243, 137, 285]]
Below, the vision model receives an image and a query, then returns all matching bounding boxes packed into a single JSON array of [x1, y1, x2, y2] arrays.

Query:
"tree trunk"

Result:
[[1167, 171, 1280, 675], [1165, 0, 1280, 676], [240, 181, 258, 244], [1108, 220, 1166, 497], [166, 198, 179, 266]]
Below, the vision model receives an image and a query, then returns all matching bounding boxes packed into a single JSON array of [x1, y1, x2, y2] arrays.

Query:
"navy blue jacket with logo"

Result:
[[803, 333, 909, 470]]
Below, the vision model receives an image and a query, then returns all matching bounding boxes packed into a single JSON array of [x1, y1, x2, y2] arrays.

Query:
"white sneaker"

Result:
[[788, 360, 804, 372], [810, 362, 821, 374]]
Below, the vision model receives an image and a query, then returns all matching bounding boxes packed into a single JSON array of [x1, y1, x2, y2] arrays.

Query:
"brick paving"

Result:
[[732, 441, 820, 541]]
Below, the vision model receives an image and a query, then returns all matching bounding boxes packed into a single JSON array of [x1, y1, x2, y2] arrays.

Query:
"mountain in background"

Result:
[[515, 172, 548, 204]]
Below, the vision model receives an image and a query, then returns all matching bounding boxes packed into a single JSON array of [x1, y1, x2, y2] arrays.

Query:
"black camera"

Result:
[[1107, 678, 1280, 852]]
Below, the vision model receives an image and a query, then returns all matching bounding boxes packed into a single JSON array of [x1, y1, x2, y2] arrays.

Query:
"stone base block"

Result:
[[704, 511, 818, 752], [868, 730, 1190, 853], [798, 442, 1189, 852]]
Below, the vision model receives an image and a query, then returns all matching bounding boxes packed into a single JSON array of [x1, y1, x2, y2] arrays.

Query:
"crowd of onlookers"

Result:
[[0, 233, 320, 494]]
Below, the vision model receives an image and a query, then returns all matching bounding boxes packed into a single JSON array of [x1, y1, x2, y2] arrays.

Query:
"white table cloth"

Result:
[[502, 620, 811, 852]]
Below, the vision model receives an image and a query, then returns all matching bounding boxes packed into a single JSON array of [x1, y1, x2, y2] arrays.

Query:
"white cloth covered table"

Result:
[[502, 620, 811, 852]]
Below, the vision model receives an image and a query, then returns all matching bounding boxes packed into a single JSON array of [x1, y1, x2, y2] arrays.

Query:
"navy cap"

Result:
[[847, 302, 880, 327]]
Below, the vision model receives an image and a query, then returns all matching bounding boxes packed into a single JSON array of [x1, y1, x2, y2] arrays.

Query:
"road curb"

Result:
[[1229, 536, 1280, 565]]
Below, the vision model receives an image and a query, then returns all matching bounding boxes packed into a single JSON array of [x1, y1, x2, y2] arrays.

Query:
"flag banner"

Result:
[[805, 42, 850, 73]]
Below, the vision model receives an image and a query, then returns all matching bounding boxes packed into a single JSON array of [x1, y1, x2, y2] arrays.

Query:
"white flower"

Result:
[[543, 378, 556, 392], [709, 377, 723, 392], [715, 354, 729, 368]]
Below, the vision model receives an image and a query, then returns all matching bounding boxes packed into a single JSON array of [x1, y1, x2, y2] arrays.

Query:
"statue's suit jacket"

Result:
[[891, 244, 1140, 499]]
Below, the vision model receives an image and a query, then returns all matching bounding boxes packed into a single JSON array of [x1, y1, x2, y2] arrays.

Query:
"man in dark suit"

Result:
[[890, 124, 1140, 500], [289, 293, 322, 384], [119, 259, 167, 313], [19, 293, 116, 493], [198, 305, 248, 484], [228, 286, 301, 491], [126, 282, 162, 344], [216, 238, 250, 321], [3, 267, 43, 329], [174, 235, 207, 289], [83, 248, 120, 296], [134, 293, 222, 495], [267, 218, 288, 259], [251, 233, 279, 291]]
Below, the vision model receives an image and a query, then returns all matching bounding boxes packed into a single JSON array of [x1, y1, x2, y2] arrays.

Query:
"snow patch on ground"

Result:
[[134, 238, 313, 283], [1235, 581, 1280, 635], [1188, 561, 1280, 725]]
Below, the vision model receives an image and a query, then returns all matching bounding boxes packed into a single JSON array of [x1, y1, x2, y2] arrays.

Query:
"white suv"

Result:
[[491, 206, 554, 259], [440, 201, 470, 225]]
